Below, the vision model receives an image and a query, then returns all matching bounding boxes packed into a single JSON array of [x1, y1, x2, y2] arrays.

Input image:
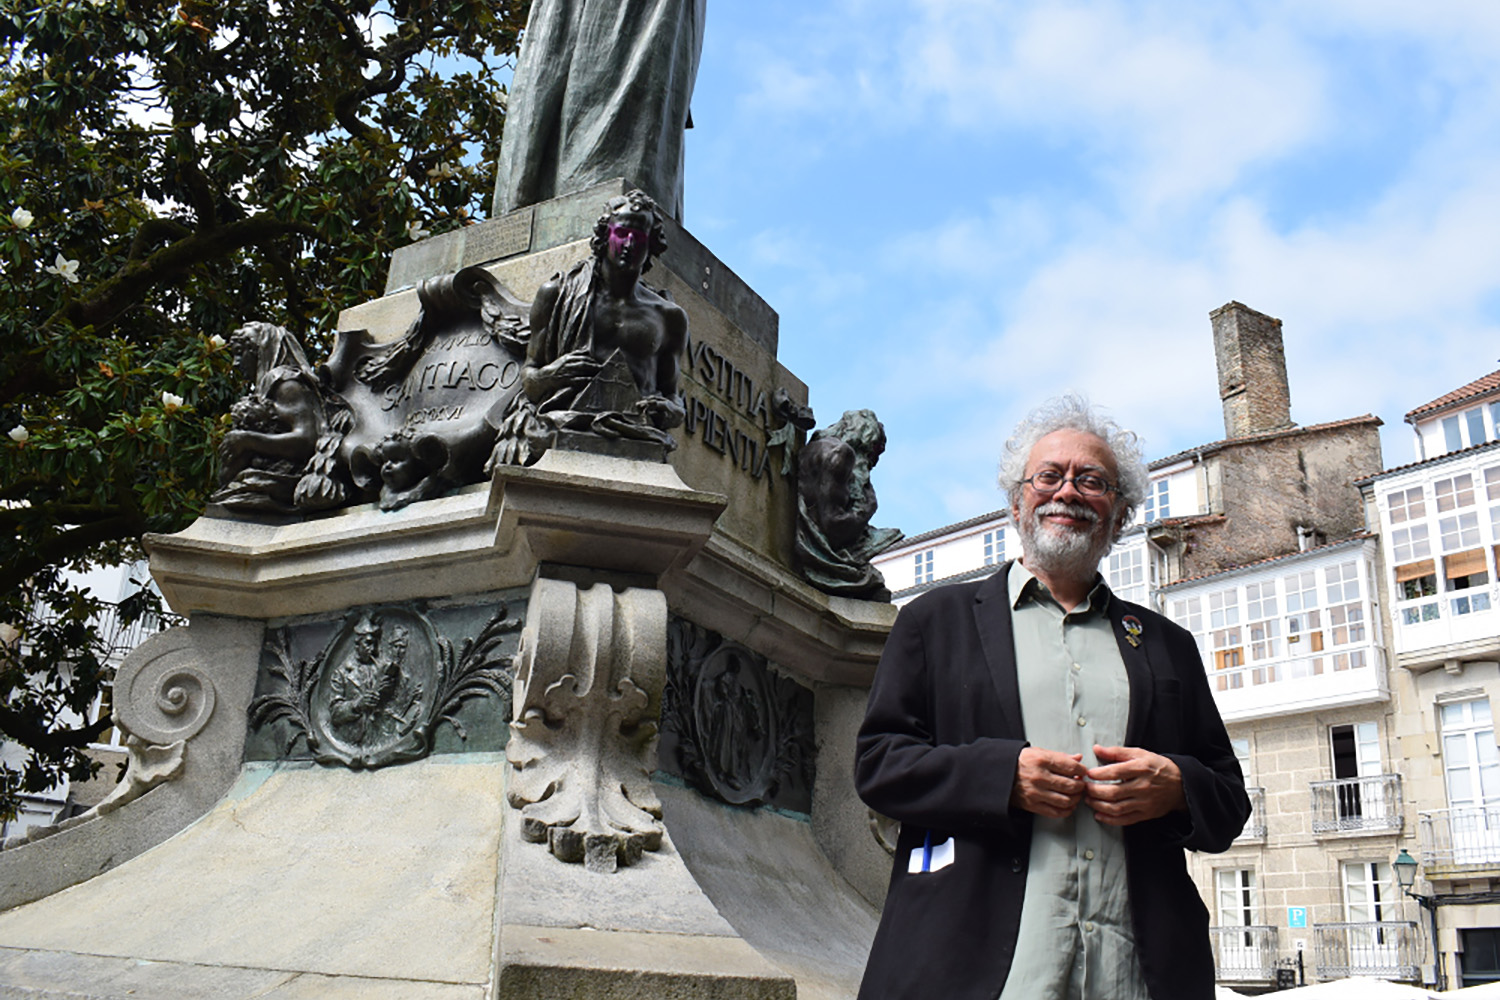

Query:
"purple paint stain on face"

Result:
[[608, 223, 649, 263]]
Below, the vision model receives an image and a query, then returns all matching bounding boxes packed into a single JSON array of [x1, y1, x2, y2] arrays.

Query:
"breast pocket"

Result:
[[1152, 678, 1182, 749]]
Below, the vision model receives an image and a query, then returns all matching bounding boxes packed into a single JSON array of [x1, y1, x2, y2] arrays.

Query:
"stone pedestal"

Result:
[[0, 190, 895, 999]]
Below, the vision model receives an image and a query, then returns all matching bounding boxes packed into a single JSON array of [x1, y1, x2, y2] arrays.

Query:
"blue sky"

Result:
[[663, 0, 1500, 537]]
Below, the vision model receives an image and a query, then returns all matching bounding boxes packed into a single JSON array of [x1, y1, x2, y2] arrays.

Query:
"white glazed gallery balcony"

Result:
[[1207, 640, 1389, 723]]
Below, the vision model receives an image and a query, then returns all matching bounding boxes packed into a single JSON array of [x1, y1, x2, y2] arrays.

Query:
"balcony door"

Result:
[[1330, 722, 1381, 822], [1342, 861, 1399, 970], [1441, 698, 1500, 864], [1215, 868, 1260, 976]]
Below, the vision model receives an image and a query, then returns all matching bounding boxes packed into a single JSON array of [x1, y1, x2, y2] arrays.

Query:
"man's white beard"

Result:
[[1016, 500, 1116, 586]]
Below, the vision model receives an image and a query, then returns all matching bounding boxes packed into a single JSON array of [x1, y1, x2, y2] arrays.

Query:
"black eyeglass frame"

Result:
[[1021, 471, 1120, 498]]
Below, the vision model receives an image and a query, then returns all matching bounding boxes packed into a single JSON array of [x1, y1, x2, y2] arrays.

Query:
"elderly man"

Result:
[[855, 395, 1249, 1000]]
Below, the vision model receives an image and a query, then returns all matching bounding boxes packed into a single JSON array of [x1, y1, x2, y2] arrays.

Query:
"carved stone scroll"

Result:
[[506, 577, 666, 874]]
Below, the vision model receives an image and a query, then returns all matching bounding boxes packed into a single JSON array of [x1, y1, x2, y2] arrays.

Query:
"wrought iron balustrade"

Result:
[[1312, 921, 1421, 981], [1419, 806, 1500, 868], [1210, 925, 1277, 981], [1235, 786, 1267, 840], [1310, 774, 1403, 834], [22, 600, 183, 660]]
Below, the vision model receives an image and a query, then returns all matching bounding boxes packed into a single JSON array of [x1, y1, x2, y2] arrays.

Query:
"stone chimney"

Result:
[[1210, 301, 1294, 439]]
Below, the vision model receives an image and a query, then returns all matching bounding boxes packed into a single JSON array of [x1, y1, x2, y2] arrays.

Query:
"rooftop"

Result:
[[1149, 414, 1382, 470], [1157, 533, 1373, 591], [878, 508, 1008, 556], [1355, 436, 1500, 486], [1405, 368, 1500, 422]]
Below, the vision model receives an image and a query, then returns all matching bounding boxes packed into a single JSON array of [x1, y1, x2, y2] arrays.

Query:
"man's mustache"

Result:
[[1034, 500, 1100, 524]]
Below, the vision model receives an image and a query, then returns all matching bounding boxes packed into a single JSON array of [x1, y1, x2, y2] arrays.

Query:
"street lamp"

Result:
[[1394, 849, 1445, 991]]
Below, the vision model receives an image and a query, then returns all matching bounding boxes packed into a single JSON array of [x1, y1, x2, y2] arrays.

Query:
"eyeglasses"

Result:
[[1022, 470, 1118, 497]]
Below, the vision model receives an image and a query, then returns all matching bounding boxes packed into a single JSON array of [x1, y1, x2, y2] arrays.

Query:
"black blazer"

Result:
[[854, 564, 1249, 1000]]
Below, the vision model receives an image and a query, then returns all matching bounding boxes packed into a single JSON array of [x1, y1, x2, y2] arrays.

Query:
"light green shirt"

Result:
[[996, 561, 1151, 1000]]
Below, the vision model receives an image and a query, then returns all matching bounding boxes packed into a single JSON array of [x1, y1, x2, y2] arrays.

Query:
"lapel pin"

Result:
[[1122, 615, 1143, 648]]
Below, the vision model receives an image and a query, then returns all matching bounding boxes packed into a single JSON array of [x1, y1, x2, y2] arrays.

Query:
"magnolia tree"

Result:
[[0, 0, 526, 820]]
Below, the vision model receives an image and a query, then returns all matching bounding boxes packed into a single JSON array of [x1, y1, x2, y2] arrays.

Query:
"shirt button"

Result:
[[1072, 662, 1082, 671], [1077, 717, 1087, 727], [1085, 922, 1096, 933], [1085, 849, 1095, 861]]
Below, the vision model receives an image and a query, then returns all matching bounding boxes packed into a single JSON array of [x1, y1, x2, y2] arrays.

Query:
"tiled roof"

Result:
[[1355, 436, 1500, 486], [1156, 533, 1374, 591], [890, 562, 1002, 602], [881, 508, 1008, 554], [1145, 513, 1226, 531], [1148, 415, 1382, 470], [1405, 368, 1500, 421]]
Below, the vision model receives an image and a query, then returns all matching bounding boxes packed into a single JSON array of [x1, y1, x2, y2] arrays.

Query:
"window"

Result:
[[1392, 524, 1432, 563], [1209, 588, 1239, 628], [1215, 868, 1258, 937], [1284, 571, 1317, 613], [1441, 511, 1482, 551], [1245, 581, 1277, 620], [1333, 650, 1367, 671], [1331, 722, 1381, 822], [1487, 467, 1500, 544], [1231, 737, 1252, 778], [1386, 486, 1426, 524], [1325, 562, 1360, 604], [1108, 547, 1146, 605], [1212, 627, 1245, 690], [982, 529, 1004, 567], [1398, 567, 1438, 601], [1249, 620, 1279, 660], [1342, 861, 1395, 928], [1402, 602, 1443, 626], [1441, 699, 1500, 811], [1327, 603, 1365, 645], [1445, 415, 1465, 453], [1436, 473, 1477, 512], [1469, 407, 1490, 448], [1286, 607, 1324, 652], [1441, 699, 1500, 868], [1171, 596, 1203, 634], [1460, 928, 1500, 987], [1144, 479, 1170, 523], [1454, 592, 1493, 616], [914, 550, 934, 585]]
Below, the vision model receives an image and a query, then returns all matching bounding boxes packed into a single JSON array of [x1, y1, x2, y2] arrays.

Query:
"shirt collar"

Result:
[[1008, 559, 1113, 617]]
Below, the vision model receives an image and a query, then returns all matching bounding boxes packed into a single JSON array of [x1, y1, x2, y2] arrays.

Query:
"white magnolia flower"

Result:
[[0, 623, 19, 648], [6, 425, 27, 444], [43, 253, 80, 284], [161, 391, 185, 411], [10, 207, 33, 229], [407, 220, 430, 241], [208, 333, 227, 349], [425, 162, 457, 181]]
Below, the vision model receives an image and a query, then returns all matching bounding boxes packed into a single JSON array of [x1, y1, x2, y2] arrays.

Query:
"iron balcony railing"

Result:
[[1310, 774, 1403, 834], [1419, 806, 1500, 869], [1210, 925, 1278, 981], [22, 601, 183, 659], [1313, 921, 1421, 982], [1236, 787, 1267, 840]]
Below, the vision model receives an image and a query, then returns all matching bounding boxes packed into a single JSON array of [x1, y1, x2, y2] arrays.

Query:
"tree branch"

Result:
[[0, 701, 111, 756], [0, 514, 146, 595], [52, 214, 317, 336]]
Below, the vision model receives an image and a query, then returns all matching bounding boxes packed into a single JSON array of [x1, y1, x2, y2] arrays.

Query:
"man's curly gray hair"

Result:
[[998, 393, 1149, 527]]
